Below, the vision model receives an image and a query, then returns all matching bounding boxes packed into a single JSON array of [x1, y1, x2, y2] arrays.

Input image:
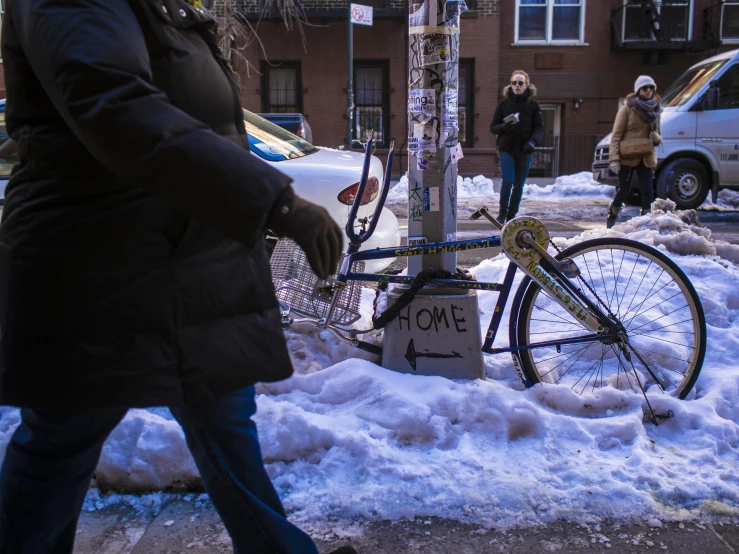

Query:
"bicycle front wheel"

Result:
[[513, 238, 706, 399]]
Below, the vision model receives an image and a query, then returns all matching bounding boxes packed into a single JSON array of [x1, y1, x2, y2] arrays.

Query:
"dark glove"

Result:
[[522, 140, 536, 155], [501, 120, 516, 132], [266, 187, 344, 279]]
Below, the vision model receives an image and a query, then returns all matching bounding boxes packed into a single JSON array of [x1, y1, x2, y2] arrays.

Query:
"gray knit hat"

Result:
[[634, 75, 657, 93]]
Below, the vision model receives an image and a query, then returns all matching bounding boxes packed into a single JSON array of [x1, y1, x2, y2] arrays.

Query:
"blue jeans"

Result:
[[498, 151, 533, 219], [0, 387, 318, 554]]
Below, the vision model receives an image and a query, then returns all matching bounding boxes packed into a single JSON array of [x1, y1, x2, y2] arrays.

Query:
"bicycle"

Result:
[[270, 138, 707, 418]]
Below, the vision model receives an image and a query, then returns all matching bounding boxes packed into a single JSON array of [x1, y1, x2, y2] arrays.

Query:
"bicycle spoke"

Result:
[[537, 343, 593, 382], [628, 304, 691, 333]]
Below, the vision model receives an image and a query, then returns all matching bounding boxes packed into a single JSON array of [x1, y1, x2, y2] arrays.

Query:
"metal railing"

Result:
[[610, 1, 693, 48], [528, 134, 603, 178]]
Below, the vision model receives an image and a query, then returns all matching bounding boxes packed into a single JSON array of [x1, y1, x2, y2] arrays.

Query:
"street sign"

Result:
[[350, 3, 373, 26]]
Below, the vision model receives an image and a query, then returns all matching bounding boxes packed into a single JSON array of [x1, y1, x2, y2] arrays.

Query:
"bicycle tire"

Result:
[[512, 237, 706, 399]]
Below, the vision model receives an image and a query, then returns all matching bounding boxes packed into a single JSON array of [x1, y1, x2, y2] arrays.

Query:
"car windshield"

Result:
[[243, 109, 318, 161], [661, 59, 729, 107]]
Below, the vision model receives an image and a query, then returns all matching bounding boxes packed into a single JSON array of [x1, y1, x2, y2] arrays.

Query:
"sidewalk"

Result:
[[74, 496, 739, 553]]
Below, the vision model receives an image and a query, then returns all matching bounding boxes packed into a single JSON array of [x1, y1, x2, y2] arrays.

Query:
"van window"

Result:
[[662, 59, 728, 107], [710, 64, 739, 110]]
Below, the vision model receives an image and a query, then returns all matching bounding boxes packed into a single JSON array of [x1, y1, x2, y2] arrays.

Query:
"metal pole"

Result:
[[406, 0, 461, 274], [347, 7, 355, 148]]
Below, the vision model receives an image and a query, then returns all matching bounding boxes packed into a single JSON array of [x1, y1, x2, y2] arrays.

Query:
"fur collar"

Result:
[[502, 83, 537, 99]]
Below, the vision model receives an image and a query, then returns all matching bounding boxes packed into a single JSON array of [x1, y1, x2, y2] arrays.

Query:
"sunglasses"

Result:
[[641, 85, 656, 91], [511, 80, 526, 86]]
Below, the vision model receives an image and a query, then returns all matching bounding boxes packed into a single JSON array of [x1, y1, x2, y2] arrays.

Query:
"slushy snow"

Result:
[[1, 177, 738, 533], [386, 171, 615, 206]]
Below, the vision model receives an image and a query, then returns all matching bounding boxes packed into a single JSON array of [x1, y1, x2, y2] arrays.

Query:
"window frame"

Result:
[[260, 61, 303, 114], [722, 1, 739, 43], [514, 0, 586, 45], [458, 59, 475, 149], [353, 60, 390, 148], [621, 0, 694, 43]]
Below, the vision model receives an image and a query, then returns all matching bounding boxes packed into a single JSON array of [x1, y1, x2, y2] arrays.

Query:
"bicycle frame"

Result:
[[322, 137, 622, 358]]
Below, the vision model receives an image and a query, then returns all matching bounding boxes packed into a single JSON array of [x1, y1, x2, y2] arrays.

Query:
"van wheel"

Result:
[[656, 159, 709, 210]]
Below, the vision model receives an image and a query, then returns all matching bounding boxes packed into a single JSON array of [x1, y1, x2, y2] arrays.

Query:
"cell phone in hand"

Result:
[[503, 113, 519, 125]]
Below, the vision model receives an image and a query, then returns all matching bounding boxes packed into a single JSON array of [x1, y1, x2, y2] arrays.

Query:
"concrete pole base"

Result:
[[380, 287, 485, 380]]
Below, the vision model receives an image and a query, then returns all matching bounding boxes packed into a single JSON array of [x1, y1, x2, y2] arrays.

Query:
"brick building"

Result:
[[1, 1, 736, 178], [223, 0, 738, 177]]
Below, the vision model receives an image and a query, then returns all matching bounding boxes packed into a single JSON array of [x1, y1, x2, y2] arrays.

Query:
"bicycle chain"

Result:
[[547, 238, 619, 323]]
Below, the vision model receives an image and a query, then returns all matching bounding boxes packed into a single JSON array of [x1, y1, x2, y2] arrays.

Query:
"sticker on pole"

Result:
[[420, 34, 451, 66], [424, 187, 440, 211], [408, 120, 437, 154], [408, 236, 429, 246], [350, 4, 373, 26], [408, 89, 436, 118]]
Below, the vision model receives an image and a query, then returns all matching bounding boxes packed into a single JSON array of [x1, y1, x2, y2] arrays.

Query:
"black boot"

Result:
[[326, 548, 358, 554], [497, 208, 508, 224], [606, 204, 622, 229]]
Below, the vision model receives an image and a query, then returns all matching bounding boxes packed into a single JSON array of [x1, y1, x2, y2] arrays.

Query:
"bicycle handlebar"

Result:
[[345, 138, 395, 246]]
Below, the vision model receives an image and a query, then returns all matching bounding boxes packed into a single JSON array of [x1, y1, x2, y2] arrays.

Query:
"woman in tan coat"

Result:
[[607, 75, 663, 228]]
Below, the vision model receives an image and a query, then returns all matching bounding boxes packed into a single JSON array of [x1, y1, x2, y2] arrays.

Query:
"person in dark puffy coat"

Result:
[[0, 1, 354, 553], [490, 70, 545, 223]]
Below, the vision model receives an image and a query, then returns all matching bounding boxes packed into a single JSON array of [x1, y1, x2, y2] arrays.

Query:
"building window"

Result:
[[261, 62, 302, 113], [458, 60, 474, 148], [515, 0, 585, 44], [623, 0, 692, 42], [354, 61, 389, 147], [723, 1, 739, 42]]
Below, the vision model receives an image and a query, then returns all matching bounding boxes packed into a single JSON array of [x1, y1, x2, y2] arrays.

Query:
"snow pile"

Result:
[[0, 203, 738, 531], [700, 189, 739, 212], [387, 174, 497, 205], [387, 171, 614, 206], [575, 198, 739, 264], [524, 171, 615, 198]]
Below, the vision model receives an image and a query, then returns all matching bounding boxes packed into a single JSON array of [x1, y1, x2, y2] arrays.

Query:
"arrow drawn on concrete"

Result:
[[405, 339, 463, 370]]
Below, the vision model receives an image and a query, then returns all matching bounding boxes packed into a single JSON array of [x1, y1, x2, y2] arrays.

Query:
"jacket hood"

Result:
[[503, 83, 537, 98]]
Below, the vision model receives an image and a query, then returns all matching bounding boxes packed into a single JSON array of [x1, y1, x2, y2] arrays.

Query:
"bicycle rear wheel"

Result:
[[513, 238, 706, 399]]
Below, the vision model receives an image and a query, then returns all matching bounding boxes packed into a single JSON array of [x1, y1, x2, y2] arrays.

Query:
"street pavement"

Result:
[[74, 496, 739, 553]]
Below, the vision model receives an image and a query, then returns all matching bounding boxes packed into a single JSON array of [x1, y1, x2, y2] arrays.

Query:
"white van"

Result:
[[592, 48, 739, 209]]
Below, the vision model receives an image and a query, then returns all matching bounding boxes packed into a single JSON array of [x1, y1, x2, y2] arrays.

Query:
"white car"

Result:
[[244, 109, 400, 273]]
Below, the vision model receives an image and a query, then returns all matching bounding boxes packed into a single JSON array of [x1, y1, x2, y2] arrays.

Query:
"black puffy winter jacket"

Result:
[[0, 0, 295, 410], [490, 85, 545, 155]]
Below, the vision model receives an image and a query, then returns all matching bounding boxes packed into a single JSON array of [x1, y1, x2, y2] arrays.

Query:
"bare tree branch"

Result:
[[210, 0, 315, 82]]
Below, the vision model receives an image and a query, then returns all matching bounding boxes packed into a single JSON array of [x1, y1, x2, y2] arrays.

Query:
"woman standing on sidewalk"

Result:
[[490, 70, 545, 223], [606, 75, 663, 228]]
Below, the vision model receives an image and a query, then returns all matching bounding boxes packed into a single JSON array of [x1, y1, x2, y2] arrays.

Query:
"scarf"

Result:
[[627, 95, 661, 129]]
